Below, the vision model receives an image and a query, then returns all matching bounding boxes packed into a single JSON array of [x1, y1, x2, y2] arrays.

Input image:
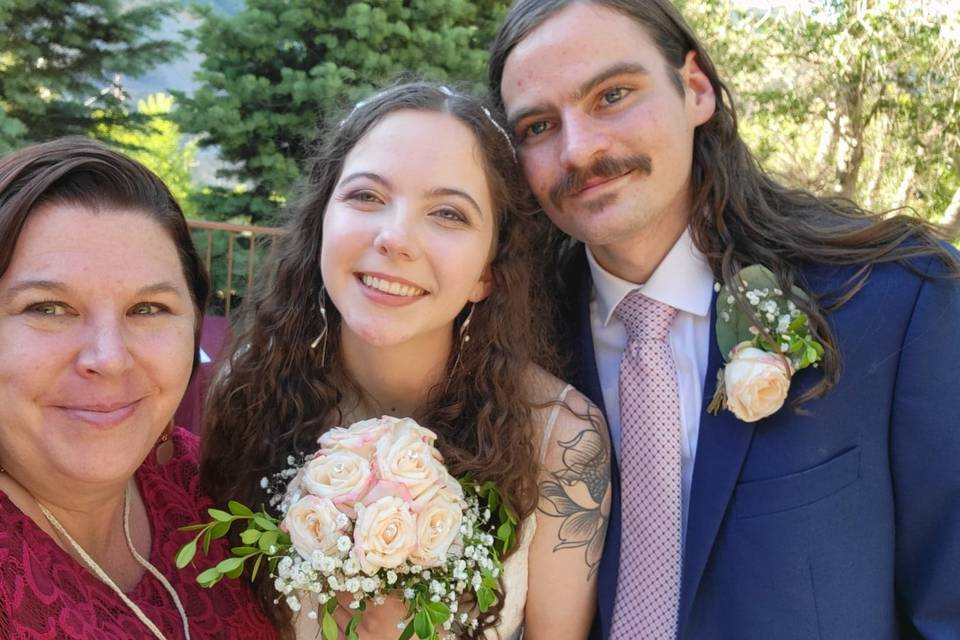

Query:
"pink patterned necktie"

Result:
[[610, 291, 681, 639]]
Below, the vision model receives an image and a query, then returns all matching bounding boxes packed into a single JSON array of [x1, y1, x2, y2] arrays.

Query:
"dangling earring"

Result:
[[155, 421, 174, 465], [310, 286, 329, 367], [450, 303, 475, 377]]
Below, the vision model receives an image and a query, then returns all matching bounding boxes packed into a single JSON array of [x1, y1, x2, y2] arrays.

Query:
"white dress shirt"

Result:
[[586, 229, 715, 540]]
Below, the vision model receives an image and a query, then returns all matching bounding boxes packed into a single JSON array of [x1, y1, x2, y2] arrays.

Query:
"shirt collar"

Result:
[[587, 228, 716, 326]]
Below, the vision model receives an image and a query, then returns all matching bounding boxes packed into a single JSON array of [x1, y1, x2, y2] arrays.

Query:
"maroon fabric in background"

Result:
[[174, 316, 232, 435]]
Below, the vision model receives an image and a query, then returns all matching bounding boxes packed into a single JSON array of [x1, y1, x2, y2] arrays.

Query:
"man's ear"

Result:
[[469, 266, 493, 303], [681, 50, 716, 126]]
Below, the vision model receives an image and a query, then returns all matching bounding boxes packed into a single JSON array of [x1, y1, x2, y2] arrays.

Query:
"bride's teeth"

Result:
[[361, 274, 423, 297]]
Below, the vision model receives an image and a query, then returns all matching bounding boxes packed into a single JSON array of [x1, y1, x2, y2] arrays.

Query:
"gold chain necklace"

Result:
[[36, 482, 191, 640]]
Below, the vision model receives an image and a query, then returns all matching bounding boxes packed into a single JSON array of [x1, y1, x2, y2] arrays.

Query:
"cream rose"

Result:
[[352, 496, 417, 575], [318, 418, 393, 458], [301, 450, 373, 507], [374, 421, 446, 512], [724, 344, 792, 422], [410, 493, 464, 568], [283, 495, 345, 558]]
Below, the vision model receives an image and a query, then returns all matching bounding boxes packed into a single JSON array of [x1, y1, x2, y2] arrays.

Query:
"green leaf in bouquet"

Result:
[[228, 500, 254, 517], [207, 508, 233, 522], [321, 606, 338, 640], [225, 559, 246, 579], [178, 523, 210, 532], [254, 514, 278, 531], [230, 546, 259, 556], [250, 553, 264, 581], [215, 556, 244, 574], [476, 585, 496, 612], [175, 539, 198, 569], [197, 566, 223, 588], [413, 610, 434, 639], [209, 520, 231, 540], [258, 529, 279, 553], [424, 601, 449, 625], [346, 613, 362, 640], [398, 621, 416, 640], [240, 528, 262, 545]]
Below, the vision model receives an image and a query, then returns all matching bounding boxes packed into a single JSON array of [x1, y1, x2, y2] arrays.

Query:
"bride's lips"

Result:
[[55, 399, 142, 428]]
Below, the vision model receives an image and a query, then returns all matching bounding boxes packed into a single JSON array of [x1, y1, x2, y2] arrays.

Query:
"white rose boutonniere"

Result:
[[708, 265, 824, 422]]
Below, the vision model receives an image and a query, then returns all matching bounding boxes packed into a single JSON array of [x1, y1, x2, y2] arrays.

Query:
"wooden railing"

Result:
[[187, 219, 284, 316]]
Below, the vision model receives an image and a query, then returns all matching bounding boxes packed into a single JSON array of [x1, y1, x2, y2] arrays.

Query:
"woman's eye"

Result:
[[601, 87, 629, 105], [348, 190, 383, 204], [26, 301, 70, 316], [130, 303, 167, 316], [433, 208, 467, 223]]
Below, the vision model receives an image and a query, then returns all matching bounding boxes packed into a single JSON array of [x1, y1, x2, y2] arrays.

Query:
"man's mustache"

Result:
[[549, 154, 653, 210]]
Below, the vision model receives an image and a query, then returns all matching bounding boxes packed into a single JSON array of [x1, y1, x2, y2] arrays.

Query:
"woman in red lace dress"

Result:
[[0, 138, 276, 639]]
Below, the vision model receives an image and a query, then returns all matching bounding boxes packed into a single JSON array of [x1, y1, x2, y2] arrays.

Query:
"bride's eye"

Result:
[[432, 207, 467, 224]]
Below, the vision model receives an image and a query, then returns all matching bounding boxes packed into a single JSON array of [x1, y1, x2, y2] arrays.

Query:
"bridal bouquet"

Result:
[[176, 416, 516, 640]]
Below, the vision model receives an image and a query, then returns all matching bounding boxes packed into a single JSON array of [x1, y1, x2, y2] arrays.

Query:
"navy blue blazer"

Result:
[[560, 246, 960, 640]]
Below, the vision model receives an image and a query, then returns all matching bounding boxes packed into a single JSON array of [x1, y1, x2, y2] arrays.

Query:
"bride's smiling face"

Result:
[[320, 109, 496, 349]]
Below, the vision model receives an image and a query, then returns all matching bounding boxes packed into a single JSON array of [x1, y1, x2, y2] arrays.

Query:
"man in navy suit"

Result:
[[489, 1, 960, 638]]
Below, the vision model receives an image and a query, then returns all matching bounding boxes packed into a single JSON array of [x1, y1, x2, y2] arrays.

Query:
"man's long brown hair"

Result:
[[489, 0, 959, 404], [200, 82, 554, 636]]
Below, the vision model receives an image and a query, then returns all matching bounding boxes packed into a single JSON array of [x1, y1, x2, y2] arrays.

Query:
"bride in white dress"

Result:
[[201, 82, 610, 640]]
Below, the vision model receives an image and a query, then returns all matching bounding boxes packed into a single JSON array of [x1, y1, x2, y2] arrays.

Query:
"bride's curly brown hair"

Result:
[[200, 81, 556, 636]]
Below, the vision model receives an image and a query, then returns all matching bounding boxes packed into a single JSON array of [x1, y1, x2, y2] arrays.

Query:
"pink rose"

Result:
[[352, 496, 417, 575], [283, 495, 345, 558]]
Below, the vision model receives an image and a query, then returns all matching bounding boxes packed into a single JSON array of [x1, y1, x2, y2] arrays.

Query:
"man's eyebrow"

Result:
[[507, 62, 651, 132], [338, 172, 394, 190], [428, 188, 484, 219]]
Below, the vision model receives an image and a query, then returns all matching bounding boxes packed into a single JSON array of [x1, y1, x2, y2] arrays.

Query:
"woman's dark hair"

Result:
[[200, 81, 553, 636], [489, 0, 959, 404], [0, 137, 209, 374]]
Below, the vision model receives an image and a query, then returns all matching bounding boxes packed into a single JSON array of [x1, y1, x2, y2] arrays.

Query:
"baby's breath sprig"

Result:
[[708, 265, 824, 421]]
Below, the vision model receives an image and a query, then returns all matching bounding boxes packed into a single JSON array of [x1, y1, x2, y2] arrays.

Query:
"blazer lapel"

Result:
[[677, 293, 757, 636]]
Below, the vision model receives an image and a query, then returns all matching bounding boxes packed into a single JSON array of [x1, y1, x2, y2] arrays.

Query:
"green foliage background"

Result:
[[173, 0, 508, 224]]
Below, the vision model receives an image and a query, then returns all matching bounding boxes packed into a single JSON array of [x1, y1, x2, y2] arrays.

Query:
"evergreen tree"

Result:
[[175, 0, 507, 223], [0, 0, 183, 152]]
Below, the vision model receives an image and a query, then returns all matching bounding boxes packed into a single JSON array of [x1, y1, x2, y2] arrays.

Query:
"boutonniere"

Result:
[[708, 265, 824, 422]]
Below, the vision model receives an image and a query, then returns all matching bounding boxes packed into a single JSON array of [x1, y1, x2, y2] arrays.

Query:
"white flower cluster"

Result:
[[265, 417, 503, 636], [272, 488, 496, 634]]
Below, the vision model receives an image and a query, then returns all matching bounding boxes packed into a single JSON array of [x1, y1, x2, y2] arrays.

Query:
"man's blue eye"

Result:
[[602, 88, 627, 104]]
